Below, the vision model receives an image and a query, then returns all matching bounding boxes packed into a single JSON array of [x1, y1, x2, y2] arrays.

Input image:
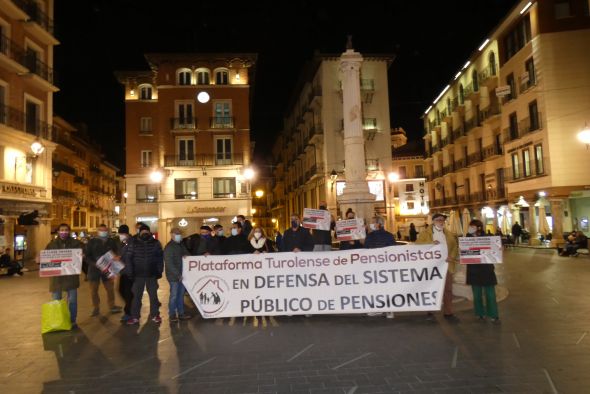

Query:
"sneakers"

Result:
[[490, 318, 501, 325], [90, 308, 99, 317], [386, 312, 395, 319], [169, 315, 179, 322], [110, 306, 123, 314], [477, 316, 486, 322], [126, 318, 140, 325], [151, 315, 162, 324], [178, 314, 193, 321]]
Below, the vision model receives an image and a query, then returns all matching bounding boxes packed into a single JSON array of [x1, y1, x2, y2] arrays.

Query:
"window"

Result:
[[528, 100, 540, 131], [512, 153, 520, 179], [503, 15, 531, 61], [535, 144, 544, 174], [495, 134, 502, 154], [215, 70, 229, 85], [506, 73, 517, 100], [415, 165, 424, 178], [24, 47, 40, 74], [459, 84, 464, 104], [472, 69, 479, 92], [509, 112, 518, 140], [398, 166, 407, 179], [405, 184, 414, 192], [140, 150, 152, 168], [213, 178, 236, 198], [73, 210, 86, 228], [523, 149, 531, 177], [25, 100, 40, 135], [175, 102, 194, 128], [407, 202, 415, 210], [140, 117, 152, 133], [177, 69, 192, 85], [554, 0, 571, 18], [178, 138, 195, 164], [215, 137, 233, 165], [136, 184, 158, 202], [446, 98, 451, 115], [174, 178, 198, 199], [0, 84, 5, 123], [489, 51, 497, 76], [525, 58, 536, 87], [584, 0, 590, 15], [196, 69, 210, 85], [213, 101, 232, 127], [139, 84, 152, 100]]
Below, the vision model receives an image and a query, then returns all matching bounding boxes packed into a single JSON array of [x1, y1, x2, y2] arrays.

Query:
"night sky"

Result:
[[53, 0, 518, 171]]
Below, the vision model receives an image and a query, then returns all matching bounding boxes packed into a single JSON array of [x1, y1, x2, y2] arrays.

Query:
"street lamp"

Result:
[[577, 122, 590, 149], [330, 169, 338, 191], [387, 172, 400, 183], [30, 140, 45, 156], [243, 167, 255, 180], [149, 169, 164, 183], [255, 189, 264, 198]]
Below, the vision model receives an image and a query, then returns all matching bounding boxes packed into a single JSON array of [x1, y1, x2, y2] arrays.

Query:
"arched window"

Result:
[[447, 98, 452, 114], [177, 68, 192, 85], [472, 69, 479, 92], [214, 68, 229, 85], [196, 68, 210, 85], [459, 84, 464, 104], [489, 51, 496, 76], [139, 84, 153, 100]]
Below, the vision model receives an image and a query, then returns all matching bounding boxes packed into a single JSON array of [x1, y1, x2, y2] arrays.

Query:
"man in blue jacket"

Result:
[[125, 224, 164, 325]]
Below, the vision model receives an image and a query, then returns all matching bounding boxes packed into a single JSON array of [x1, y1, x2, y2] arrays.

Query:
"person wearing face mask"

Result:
[[340, 210, 362, 250], [116, 225, 134, 323], [124, 224, 164, 325], [236, 215, 253, 238], [208, 224, 225, 255], [280, 214, 314, 252], [44, 223, 84, 328], [311, 201, 335, 251], [465, 219, 500, 324], [164, 228, 192, 322], [365, 216, 396, 249], [222, 222, 254, 255], [416, 213, 459, 322], [86, 224, 122, 316], [249, 226, 274, 254]]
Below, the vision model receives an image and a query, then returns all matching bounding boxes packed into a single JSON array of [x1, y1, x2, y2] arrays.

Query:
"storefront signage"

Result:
[[0, 182, 38, 196], [178, 218, 188, 227], [186, 207, 226, 214]]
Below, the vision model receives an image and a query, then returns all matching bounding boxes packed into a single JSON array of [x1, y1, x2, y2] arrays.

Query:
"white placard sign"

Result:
[[39, 248, 83, 277], [182, 244, 448, 318], [495, 85, 512, 97], [335, 219, 366, 241], [302, 208, 331, 231], [458, 236, 503, 264], [96, 251, 125, 278]]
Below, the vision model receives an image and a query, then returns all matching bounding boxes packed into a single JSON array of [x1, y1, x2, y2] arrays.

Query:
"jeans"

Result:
[[168, 281, 185, 317], [119, 275, 134, 316], [89, 278, 115, 310], [52, 289, 77, 323], [131, 277, 159, 319]]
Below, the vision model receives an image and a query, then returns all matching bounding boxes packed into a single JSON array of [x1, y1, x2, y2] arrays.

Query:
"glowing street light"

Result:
[[387, 172, 400, 183], [577, 123, 590, 149], [30, 140, 45, 156], [255, 189, 264, 198], [243, 167, 255, 180], [150, 170, 164, 183]]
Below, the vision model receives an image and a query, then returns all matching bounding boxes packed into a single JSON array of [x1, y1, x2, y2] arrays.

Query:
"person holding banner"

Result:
[[209, 224, 225, 255], [281, 214, 314, 252], [311, 202, 335, 251], [466, 219, 500, 323], [249, 226, 274, 253], [340, 210, 362, 250], [116, 225, 134, 323], [164, 228, 193, 322], [416, 213, 459, 322], [45, 223, 84, 327], [223, 222, 253, 255]]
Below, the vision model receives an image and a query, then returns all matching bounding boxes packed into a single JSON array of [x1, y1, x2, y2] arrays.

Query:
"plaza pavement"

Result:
[[0, 248, 589, 393]]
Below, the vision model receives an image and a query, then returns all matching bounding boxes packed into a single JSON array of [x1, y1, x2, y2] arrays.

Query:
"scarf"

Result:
[[250, 237, 267, 250]]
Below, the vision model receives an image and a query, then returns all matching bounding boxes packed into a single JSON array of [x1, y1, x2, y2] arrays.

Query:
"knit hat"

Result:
[[139, 224, 150, 233], [432, 213, 447, 221], [118, 224, 130, 234]]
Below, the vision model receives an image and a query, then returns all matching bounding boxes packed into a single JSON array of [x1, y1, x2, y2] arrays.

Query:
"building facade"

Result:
[[270, 53, 395, 231], [423, 0, 590, 241], [117, 53, 256, 243], [0, 0, 58, 262]]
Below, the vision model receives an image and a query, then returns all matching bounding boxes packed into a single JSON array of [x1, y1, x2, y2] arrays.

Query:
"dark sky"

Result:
[[54, 0, 518, 172]]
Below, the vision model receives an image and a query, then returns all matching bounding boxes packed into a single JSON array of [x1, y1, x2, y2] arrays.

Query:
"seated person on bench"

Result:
[[0, 248, 23, 276], [560, 231, 588, 256]]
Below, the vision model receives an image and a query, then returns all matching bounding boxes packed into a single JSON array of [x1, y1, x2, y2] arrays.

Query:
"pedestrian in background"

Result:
[[236, 215, 253, 237], [365, 216, 396, 319], [340, 209, 362, 250], [164, 228, 192, 322], [116, 224, 134, 323], [208, 224, 225, 255], [466, 219, 500, 324], [223, 222, 253, 254], [409, 223, 418, 242]]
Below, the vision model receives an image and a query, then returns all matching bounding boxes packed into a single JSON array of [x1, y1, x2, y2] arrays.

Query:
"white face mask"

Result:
[[118, 234, 128, 242], [369, 223, 377, 231], [98, 231, 108, 238], [254, 232, 262, 239], [231, 228, 238, 236], [434, 223, 444, 230], [173, 234, 182, 243], [468, 226, 477, 234], [217, 230, 224, 236]]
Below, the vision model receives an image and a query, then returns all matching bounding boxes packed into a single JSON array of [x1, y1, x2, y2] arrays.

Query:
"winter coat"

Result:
[[340, 240, 362, 250], [124, 235, 163, 278], [365, 229, 396, 249], [85, 236, 118, 281], [223, 234, 254, 255], [409, 227, 418, 242], [416, 227, 459, 273], [250, 237, 274, 253], [281, 227, 314, 252], [45, 237, 84, 292], [183, 234, 209, 256], [465, 233, 497, 286], [164, 240, 189, 282], [312, 229, 332, 246]]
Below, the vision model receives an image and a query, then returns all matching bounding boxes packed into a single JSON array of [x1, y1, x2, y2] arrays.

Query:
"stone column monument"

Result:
[[338, 37, 376, 221]]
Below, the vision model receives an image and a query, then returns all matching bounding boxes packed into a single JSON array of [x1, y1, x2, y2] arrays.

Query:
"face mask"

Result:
[[217, 230, 224, 237], [58, 231, 69, 239], [434, 224, 444, 231], [98, 231, 108, 238], [291, 220, 299, 229], [231, 228, 238, 236], [136, 228, 141, 235], [201, 233, 210, 238], [173, 234, 182, 243], [468, 226, 477, 235], [118, 234, 128, 242], [369, 223, 377, 231], [254, 232, 262, 239], [319, 206, 327, 210], [347, 216, 354, 220], [140, 233, 151, 240]]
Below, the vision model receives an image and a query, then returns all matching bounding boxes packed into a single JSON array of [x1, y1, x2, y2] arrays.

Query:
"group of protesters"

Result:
[[45, 202, 500, 328]]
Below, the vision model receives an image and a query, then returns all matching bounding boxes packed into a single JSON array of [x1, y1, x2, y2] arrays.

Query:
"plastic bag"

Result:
[[41, 299, 72, 334]]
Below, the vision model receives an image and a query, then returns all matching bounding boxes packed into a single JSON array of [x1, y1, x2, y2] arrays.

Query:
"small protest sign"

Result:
[[335, 219, 366, 241], [39, 249, 83, 277], [459, 236, 503, 264], [302, 208, 331, 231]]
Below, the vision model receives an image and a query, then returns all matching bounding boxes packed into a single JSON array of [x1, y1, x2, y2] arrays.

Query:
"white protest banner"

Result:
[[39, 249, 83, 277], [182, 244, 447, 318], [301, 208, 331, 231], [458, 236, 503, 264], [335, 219, 366, 241], [96, 251, 125, 278]]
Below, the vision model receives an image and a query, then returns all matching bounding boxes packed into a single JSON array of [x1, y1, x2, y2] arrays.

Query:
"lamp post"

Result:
[[386, 172, 399, 232], [577, 122, 590, 149]]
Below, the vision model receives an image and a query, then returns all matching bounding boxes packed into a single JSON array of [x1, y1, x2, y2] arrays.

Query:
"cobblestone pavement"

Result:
[[1, 248, 589, 393]]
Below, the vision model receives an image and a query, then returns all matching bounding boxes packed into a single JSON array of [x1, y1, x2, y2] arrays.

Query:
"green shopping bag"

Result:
[[41, 299, 72, 334]]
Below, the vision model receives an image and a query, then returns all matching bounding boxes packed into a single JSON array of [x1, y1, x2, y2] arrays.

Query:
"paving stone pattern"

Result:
[[0, 248, 588, 393]]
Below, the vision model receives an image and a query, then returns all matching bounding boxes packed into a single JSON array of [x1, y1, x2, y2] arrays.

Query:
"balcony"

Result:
[[164, 153, 244, 167], [366, 159, 379, 171], [470, 192, 484, 202], [0, 0, 29, 19], [452, 124, 466, 141], [0, 34, 27, 73], [53, 187, 76, 199], [209, 116, 235, 129], [505, 157, 547, 182], [486, 186, 507, 201], [170, 117, 197, 131], [464, 116, 480, 134], [467, 152, 483, 166], [22, 1, 58, 45], [479, 104, 501, 123], [0, 104, 53, 139], [519, 77, 536, 94], [442, 163, 455, 175], [308, 124, 323, 144], [454, 158, 467, 171], [432, 169, 442, 179], [478, 63, 498, 86], [441, 135, 453, 148], [23, 54, 57, 91], [505, 114, 542, 142], [482, 144, 503, 160], [74, 176, 87, 185]]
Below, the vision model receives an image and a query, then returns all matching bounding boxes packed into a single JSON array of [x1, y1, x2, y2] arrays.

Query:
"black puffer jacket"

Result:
[[124, 235, 163, 278]]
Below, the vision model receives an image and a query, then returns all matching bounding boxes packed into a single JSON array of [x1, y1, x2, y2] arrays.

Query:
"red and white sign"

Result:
[[458, 236, 503, 264], [335, 219, 366, 241], [39, 248, 83, 277], [302, 208, 331, 231]]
